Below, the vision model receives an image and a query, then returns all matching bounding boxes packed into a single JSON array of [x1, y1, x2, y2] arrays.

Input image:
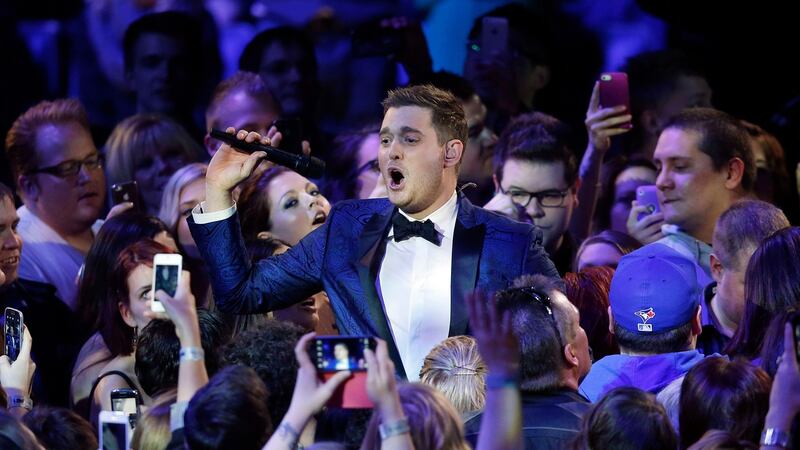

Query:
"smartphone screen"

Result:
[[154, 264, 179, 297], [152, 254, 182, 312], [111, 396, 137, 415], [4, 308, 23, 361], [100, 421, 127, 450], [313, 336, 375, 373]]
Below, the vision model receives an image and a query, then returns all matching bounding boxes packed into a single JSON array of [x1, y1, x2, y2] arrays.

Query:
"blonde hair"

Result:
[[158, 162, 208, 235], [104, 114, 204, 189], [130, 390, 176, 450], [361, 383, 470, 450], [419, 336, 487, 414]]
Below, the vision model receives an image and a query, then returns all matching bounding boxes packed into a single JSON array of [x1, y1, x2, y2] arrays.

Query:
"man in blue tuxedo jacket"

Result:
[[189, 85, 559, 379]]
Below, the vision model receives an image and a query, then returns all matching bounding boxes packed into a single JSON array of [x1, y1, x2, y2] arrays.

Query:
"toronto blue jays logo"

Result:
[[634, 307, 655, 332]]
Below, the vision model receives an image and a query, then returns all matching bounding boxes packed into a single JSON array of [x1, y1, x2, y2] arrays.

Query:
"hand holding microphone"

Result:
[[210, 128, 325, 178], [204, 128, 326, 212]]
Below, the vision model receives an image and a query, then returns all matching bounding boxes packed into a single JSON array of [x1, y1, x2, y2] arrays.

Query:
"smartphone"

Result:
[[272, 118, 304, 154], [311, 336, 376, 373], [599, 72, 632, 129], [481, 17, 509, 56], [111, 181, 142, 211], [4, 307, 23, 361], [152, 253, 182, 312], [351, 20, 404, 58], [99, 410, 132, 450], [111, 388, 140, 428], [636, 185, 661, 221]]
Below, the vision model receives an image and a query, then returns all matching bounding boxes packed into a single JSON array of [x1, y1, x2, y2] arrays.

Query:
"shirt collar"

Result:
[[396, 191, 459, 239]]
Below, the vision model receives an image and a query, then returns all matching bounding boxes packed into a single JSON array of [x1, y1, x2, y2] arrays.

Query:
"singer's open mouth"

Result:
[[388, 168, 405, 190]]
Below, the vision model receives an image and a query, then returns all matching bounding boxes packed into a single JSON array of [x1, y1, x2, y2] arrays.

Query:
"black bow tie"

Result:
[[391, 213, 441, 246]]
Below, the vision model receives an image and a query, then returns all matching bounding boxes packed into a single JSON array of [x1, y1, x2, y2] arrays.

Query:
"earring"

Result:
[[132, 326, 138, 348]]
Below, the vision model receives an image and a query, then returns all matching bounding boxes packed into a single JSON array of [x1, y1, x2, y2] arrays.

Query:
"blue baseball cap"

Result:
[[610, 244, 702, 334]]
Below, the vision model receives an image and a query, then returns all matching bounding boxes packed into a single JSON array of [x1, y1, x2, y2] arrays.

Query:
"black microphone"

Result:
[[210, 129, 326, 178]]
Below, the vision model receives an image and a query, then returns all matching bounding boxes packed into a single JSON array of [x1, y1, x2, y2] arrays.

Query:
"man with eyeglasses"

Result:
[[464, 275, 592, 449], [485, 112, 580, 275], [4, 99, 107, 310]]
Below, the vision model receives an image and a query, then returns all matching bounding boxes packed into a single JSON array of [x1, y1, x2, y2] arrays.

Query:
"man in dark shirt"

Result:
[[484, 112, 580, 275], [0, 182, 83, 407], [464, 275, 592, 449]]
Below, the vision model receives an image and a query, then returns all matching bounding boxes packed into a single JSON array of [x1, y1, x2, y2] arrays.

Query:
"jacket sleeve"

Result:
[[522, 226, 562, 281], [187, 212, 325, 314]]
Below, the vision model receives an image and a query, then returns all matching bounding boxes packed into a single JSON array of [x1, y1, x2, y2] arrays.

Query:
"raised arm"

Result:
[[467, 291, 523, 450], [571, 82, 632, 241], [264, 333, 351, 450], [188, 127, 325, 314]]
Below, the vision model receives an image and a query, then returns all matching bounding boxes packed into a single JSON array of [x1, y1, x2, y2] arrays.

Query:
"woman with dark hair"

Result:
[[237, 167, 337, 334], [725, 226, 800, 359], [573, 230, 642, 271], [679, 356, 771, 448], [238, 166, 332, 245], [563, 267, 619, 360], [88, 239, 179, 425], [71, 212, 176, 415], [572, 387, 677, 450], [593, 157, 657, 234]]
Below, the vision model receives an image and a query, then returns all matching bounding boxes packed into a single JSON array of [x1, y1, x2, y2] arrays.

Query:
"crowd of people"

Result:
[[2, 2, 800, 450]]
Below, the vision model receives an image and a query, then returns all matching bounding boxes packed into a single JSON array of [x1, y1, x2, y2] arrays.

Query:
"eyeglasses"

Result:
[[28, 153, 103, 178], [499, 186, 569, 208], [506, 286, 565, 349]]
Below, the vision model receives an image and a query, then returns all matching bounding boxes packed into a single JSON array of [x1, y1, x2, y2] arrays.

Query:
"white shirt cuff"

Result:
[[191, 201, 237, 224]]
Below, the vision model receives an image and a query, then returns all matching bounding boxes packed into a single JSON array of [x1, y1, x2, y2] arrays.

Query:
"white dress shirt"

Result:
[[16, 205, 103, 310], [379, 191, 458, 381]]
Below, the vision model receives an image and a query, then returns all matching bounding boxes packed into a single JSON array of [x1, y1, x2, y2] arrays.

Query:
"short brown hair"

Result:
[[664, 108, 755, 192], [382, 84, 468, 146], [205, 71, 280, 131], [5, 98, 90, 180]]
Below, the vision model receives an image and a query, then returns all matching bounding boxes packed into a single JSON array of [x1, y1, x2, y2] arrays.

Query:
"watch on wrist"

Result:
[[8, 394, 33, 410], [761, 428, 791, 448], [379, 418, 410, 440]]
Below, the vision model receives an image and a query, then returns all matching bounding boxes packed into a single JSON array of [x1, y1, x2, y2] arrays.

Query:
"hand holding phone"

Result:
[[272, 119, 304, 154], [111, 181, 142, 211], [152, 253, 182, 313], [0, 324, 35, 401], [636, 185, 661, 221], [598, 72, 632, 129], [311, 336, 376, 373]]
